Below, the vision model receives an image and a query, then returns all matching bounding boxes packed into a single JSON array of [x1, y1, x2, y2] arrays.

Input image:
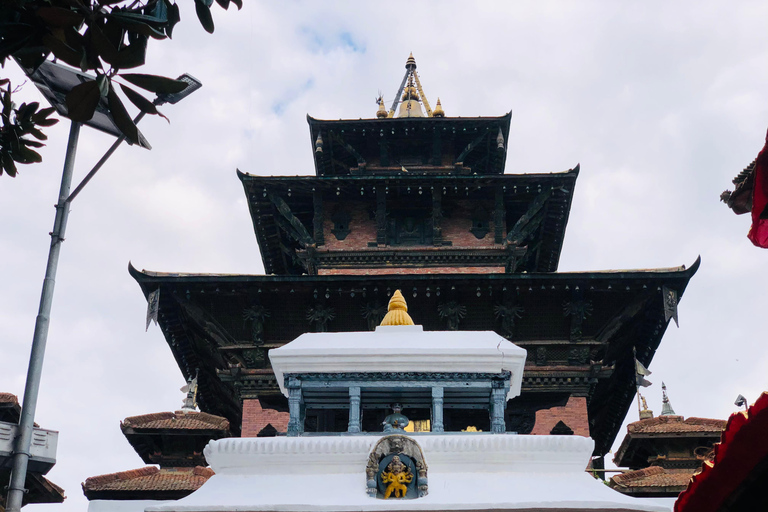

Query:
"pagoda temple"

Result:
[[129, 54, 698, 467], [609, 385, 726, 498], [82, 381, 230, 509]]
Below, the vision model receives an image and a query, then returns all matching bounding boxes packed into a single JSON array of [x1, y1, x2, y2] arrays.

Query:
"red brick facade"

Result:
[[530, 396, 589, 436], [241, 399, 290, 437], [320, 200, 503, 252]]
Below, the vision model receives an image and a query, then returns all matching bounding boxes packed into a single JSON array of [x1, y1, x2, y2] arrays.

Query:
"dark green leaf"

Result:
[[230, 0, 242, 9], [113, 36, 147, 69], [20, 138, 45, 148], [119, 73, 188, 94], [0, 79, 9, 87], [97, 75, 110, 97], [29, 127, 48, 140], [165, 1, 180, 38], [215, 0, 231, 9], [2, 152, 18, 177], [119, 83, 157, 114], [99, 0, 127, 5], [109, 13, 168, 40], [35, 7, 85, 28], [32, 106, 57, 123], [34, 117, 60, 127], [107, 86, 140, 145], [195, 0, 215, 33], [89, 24, 120, 65], [15, 145, 43, 164], [65, 80, 101, 122], [146, 0, 169, 24], [42, 33, 84, 69]]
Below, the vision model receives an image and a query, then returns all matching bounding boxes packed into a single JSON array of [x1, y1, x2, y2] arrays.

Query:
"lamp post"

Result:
[[5, 64, 201, 512]]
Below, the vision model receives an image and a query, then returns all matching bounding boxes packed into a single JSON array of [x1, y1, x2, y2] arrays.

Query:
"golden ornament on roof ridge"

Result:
[[380, 290, 414, 326]]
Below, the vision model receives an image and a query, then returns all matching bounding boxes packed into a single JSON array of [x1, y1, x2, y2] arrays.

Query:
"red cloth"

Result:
[[747, 129, 768, 247], [675, 392, 768, 512]]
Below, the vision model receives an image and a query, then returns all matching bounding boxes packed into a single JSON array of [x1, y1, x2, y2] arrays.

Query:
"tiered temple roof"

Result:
[[130, 54, 699, 460]]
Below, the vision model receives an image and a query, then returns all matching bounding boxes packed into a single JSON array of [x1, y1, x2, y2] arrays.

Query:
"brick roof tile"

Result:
[[611, 466, 693, 489], [0, 392, 19, 405], [121, 411, 229, 431], [627, 416, 726, 435], [82, 466, 214, 494]]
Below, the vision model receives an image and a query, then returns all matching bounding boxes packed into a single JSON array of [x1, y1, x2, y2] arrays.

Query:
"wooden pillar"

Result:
[[432, 188, 442, 246], [431, 387, 445, 433], [348, 386, 361, 433], [376, 185, 387, 246], [312, 188, 324, 246], [287, 378, 303, 436], [490, 384, 506, 434], [495, 187, 505, 244]]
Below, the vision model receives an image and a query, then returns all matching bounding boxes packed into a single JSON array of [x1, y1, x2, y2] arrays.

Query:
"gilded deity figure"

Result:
[[381, 455, 413, 499], [382, 404, 409, 432]]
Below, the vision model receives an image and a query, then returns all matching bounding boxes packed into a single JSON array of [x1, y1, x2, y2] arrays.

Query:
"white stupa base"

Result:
[[144, 434, 671, 512]]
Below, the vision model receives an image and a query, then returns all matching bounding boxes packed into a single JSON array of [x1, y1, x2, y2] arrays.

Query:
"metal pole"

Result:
[[6, 121, 81, 512], [65, 112, 146, 204]]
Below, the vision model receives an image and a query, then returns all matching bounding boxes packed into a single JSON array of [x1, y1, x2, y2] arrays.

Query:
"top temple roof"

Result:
[[308, 55, 512, 177]]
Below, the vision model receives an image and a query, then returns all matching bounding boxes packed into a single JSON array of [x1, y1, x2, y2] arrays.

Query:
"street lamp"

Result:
[[5, 60, 201, 512]]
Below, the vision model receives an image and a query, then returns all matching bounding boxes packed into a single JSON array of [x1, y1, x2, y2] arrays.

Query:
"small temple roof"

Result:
[[610, 466, 691, 496], [626, 416, 726, 435], [269, 325, 527, 400], [82, 466, 213, 501], [121, 412, 230, 432], [613, 415, 726, 469]]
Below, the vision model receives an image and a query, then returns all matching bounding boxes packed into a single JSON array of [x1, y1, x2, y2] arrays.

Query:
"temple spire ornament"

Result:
[[379, 290, 414, 326], [385, 53, 437, 119], [660, 382, 676, 416]]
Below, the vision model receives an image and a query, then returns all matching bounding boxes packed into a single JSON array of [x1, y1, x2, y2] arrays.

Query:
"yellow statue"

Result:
[[381, 455, 412, 499]]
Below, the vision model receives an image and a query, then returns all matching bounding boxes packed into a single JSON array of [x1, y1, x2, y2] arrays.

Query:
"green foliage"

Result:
[[0, 79, 59, 177], [0, 0, 241, 177]]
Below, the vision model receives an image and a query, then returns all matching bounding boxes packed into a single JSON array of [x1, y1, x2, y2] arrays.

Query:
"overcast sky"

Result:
[[2, 2, 768, 511]]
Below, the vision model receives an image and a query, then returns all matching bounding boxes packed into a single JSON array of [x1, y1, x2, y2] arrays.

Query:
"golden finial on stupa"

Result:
[[432, 98, 444, 117], [376, 97, 388, 119], [379, 290, 415, 326], [406, 52, 417, 70]]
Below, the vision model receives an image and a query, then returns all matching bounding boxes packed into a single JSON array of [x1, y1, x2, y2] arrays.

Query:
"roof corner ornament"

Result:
[[314, 132, 323, 153], [180, 370, 199, 412], [145, 287, 160, 331], [662, 285, 679, 327], [496, 127, 505, 150]]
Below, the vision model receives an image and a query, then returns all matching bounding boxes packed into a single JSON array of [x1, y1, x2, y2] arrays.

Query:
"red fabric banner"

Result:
[[747, 129, 768, 247]]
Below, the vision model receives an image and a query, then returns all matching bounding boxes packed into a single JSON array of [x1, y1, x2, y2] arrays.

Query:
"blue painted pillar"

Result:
[[287, 377, 303, 436], [490, 385, 506, 434], [431, 387, 444, 433], [348, 386, 361, 433]]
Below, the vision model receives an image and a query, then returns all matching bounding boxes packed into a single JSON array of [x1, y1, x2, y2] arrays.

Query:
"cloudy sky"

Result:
[[2, 2, 767, 511]]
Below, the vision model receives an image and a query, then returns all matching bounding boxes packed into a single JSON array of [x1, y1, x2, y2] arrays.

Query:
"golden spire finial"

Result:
[[379, 290, 415, 326], [433, 98, 444, 117], [406, 52, 417, 70]]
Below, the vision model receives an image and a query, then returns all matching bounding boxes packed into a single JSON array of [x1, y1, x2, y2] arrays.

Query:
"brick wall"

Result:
[[530, 396, 590, 436], [241, 398, 290, 437], [322, 201, 376, 251], [320, 200, 504, 251], [319, 267, 505, 275]]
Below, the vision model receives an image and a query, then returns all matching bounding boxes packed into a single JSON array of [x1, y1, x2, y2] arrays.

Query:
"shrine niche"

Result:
[[366, 435, 427, 499]]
